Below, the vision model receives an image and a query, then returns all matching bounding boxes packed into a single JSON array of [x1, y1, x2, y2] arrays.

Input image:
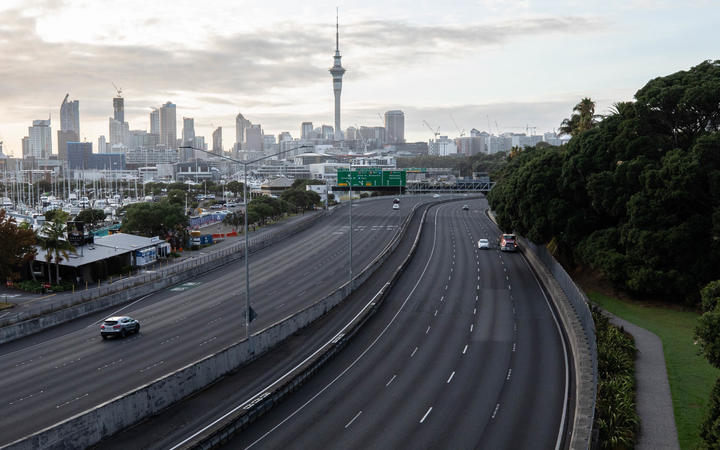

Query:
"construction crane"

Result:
[[449, 113, 465, 137], [422, 120, 440, 141], [111, 82, 123, 97]]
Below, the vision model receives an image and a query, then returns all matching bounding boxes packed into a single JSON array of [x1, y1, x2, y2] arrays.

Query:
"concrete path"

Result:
[[604, 312, 680, 449]]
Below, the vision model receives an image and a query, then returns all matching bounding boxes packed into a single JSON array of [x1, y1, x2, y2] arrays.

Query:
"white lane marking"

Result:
[[386, 375, 397, 387], [97, 358, 123, 371], [9, 390, 44, 406], [448, 276, 451, 281], [477, 276, 480, 281], [447, 371, 455, 383], [420, 407, 433, 423], [491, 403, 500, 419], [512, 343, 517, 352], [445, 285, 448, 290], [506, 275, 509, 280], [160, 335, 180, 345], [462, 344, 468, 354], [87, 293, 154, 327], [139, 360, 165, 373], [506, 369, 512, 381], [434, 309, 438, 317], [56, 393, 88, 409], [473, 308, 476, 315], [426, 325, 431, 334], [199, 336, 217, 346], [441, 296, 444, 302], [345, 411, 362, 429], [475, 295, 478, 301], [411, 347, 418, 357], [470, 324, 474, 332], [234, 207, 446, 450], [476, 285, 480, 290]]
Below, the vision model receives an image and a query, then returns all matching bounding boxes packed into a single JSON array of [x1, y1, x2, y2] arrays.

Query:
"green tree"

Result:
[[44, 209, 70, 224], [121, 200, 188, 238], [695, 280, 720, 448], [0, 210, 37, 282], [75, 209, 106, 229], [38, 221, 76, 284], [222, 211, 244, 229], [225, 181, 245, 197], [559, 97, 602, 137]]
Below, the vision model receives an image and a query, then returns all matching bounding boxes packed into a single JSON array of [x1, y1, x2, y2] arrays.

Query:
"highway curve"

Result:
[[225, 198, 569, 449], [0, 196, 424, 447]]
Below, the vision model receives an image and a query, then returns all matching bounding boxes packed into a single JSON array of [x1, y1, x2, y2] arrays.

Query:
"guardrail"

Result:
[[4, 199, 426, 450], [0, 211, 325, 344]]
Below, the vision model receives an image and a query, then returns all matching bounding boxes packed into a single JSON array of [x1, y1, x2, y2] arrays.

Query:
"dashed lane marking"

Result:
[[420, 407, 433, 423]]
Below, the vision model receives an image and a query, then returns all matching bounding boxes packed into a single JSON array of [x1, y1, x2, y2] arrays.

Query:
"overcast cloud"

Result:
[[0, 1, 716, 155]]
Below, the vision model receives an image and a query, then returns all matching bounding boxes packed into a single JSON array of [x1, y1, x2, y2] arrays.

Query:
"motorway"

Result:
[[0, 196, 424, 447], [224, 198, 569, 449]]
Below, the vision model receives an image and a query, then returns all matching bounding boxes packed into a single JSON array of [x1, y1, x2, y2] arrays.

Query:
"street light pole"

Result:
[[348, 161, 353, 290], [180, 144, 313, 339]]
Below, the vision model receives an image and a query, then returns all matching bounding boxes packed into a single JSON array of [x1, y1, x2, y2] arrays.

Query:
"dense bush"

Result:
[[592, 306, 639, 449]]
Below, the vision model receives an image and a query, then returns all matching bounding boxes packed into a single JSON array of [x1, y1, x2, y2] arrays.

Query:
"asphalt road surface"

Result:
[[0, 196, 425, 447], [223, 198, 569, 449]]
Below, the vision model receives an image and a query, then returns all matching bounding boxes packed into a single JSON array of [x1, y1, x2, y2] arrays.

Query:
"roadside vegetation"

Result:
[[487, 60, 720, 448], [592, 305, 638, 449]]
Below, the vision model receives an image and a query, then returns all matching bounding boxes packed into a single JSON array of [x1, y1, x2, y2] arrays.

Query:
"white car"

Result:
[[432, 194, 440, 198], [477, 238, 490, 249], [392, 203, 400, 210]]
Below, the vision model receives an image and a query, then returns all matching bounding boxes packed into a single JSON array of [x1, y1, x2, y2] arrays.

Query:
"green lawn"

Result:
[[587, 290, 719, 450]]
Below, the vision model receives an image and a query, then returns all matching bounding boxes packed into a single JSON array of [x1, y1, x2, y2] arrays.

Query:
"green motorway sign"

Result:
[[337, 169, 406, 187]]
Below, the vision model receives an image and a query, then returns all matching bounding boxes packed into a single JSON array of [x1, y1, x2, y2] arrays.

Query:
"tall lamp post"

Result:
[[180, 144, 312, 339]]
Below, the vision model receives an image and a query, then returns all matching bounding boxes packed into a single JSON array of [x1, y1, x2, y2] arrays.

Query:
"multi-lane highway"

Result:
[[0, 196, 423, 447], [225, 198, 569, 449]]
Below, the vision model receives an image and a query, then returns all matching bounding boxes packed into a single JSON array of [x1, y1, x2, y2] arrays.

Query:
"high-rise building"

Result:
[[328, 13, 345, 141], [113, 96, 124, 123], [159, 102, 177, 150], [301, 122, 314, 140], [109, 118, 130, 149], [98, 135, 107, 153], [245, 124, 263, 152], [150, 108, 160, 135], [21, 136, 30, 157], [235, 113, 251, 150], [182, 117, 195, 147], [384, 110, 405, 144], [321, 125, 334, 140], [212, 127, 222, 155], [28, 119, 52, 159], [58, 94, 80, 160]]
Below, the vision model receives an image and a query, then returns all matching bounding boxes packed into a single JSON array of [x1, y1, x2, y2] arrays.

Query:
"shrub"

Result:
[[592, 306, 639, 449]]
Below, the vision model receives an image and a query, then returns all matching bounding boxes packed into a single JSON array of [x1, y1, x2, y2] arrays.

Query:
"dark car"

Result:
[[101, 316, 140, 339]]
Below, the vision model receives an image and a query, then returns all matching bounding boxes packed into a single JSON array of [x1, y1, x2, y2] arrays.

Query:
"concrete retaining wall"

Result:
[[5, 200, 424, 450], [0, 212, 325, 344]]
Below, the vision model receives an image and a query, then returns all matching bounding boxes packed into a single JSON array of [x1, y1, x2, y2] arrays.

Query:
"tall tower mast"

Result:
[[329, 9, 345, 141]]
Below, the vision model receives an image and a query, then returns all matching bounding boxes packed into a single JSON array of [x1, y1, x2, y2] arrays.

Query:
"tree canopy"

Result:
[[121, 199, 188, 239], [0, 210, 37, 281], [75, 209, 106, 229], [488, 60, 720, 303]]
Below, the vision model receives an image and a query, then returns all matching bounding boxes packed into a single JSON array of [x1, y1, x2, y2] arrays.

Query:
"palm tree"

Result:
[[39, 221, 76, 284], [559, 97, 603, 137]]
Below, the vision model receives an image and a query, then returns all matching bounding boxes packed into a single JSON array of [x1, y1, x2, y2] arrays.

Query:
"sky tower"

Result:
[[329, 10, 345, 141]]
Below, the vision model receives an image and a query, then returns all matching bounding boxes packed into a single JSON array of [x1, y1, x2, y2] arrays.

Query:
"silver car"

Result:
[[101, 316, 140, 339], [477, 238, 490, 249]]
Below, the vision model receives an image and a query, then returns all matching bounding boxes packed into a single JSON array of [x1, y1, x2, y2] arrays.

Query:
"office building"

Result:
[[182, 117, 195, 147], [321, 125, 334, 140], [454, 136, 486, 156], [59, 94, 80, 160], [245, 124, 263, 152], [212, 127, 222, 155], [113, 96, 124, 123], [21, 136, 30, 158], [159, 102, 177, 150], [301, 122, 314, 140], [150, 108, 160, 135], [384, 110, 405, 144], [235, 113, 251, 150], [98, 135, 107, 153], [28, 119, 52, 159], [68, 141, 125, 171], [329, 13, 345, 140]]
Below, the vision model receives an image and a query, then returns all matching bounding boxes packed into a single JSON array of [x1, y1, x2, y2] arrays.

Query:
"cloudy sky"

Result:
[[0, 0, 716, 157]]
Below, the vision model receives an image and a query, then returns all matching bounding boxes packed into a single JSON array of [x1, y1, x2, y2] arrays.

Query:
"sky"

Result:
[[0, 0, 717, 157]]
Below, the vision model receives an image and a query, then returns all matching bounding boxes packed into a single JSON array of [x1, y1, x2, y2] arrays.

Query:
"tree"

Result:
[[121, 200, 188, 238], [695, 280, 720, 448], [0, 210, 37, 282], [222, 211, 244, 229], [38, 221, 76, 284], [43, 209, 70, 224], [559, 97, 602, 137], [75, 209, 106, 229], [225, 181, 245, 197]]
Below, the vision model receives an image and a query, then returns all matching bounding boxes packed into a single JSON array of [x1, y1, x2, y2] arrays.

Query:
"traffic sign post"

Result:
[[337, 169, 406, 188]]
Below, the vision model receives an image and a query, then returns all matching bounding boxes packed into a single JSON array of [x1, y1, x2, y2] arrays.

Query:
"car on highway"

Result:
[[392, 203, 400, 210], [499, 233, 518, 252], [100, 316, 140, 339], [432, 194, 440, 198], [393, 198, 400, 204], [477, 238, 490, 249], [462, 204, 469, 210]]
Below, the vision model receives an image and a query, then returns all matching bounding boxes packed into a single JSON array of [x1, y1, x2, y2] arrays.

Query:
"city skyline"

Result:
[[0, 0, 717, 157]]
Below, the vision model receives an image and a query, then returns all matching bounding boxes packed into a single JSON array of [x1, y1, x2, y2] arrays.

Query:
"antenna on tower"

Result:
[[111, 82, 123, 97], [336, 7, 340, 52]]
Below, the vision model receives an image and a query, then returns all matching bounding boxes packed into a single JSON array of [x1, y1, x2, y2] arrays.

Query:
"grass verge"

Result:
[[587, 290, 719, 450]]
